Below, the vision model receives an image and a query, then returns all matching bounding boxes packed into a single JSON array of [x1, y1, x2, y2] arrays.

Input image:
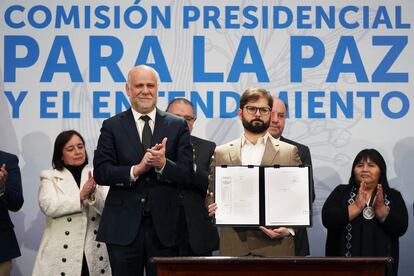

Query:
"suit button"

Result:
[[145, 177, 150, 181], [63, 244, 68, 249], [97, 243, 101, 248], [61, 273, 65, 276], [65, 231, 70, 236], [101, 269, 105, 274], [91, 217, 96, 221], [94, 230, 97, 235], [62, 258, 66, 262], [67, 217, 72, 222], [99, 256, 103, 261], [140, 198, 146, 203]]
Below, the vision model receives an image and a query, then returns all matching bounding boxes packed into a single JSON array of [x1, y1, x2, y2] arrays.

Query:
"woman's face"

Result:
[[353, 158, 381, 187], [62, 135, 86, 166]]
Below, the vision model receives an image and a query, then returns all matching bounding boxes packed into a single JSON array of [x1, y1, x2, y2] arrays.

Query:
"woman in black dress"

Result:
[[322, 149, 408, 276]]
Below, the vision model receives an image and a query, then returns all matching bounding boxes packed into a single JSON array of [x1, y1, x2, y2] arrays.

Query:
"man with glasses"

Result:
[[166, 98, 219, 256], [208, 88, 301, 256]]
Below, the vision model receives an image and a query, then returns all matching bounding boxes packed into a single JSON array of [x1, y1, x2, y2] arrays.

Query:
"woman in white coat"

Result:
[[33, 130, 111, 276]]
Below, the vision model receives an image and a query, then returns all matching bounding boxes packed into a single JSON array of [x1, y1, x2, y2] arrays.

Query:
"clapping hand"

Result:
[[80, 171, 96, 200], [372, 184, 385, 208], [372, 184, 389, 222], [355, 181, 368, 211], [348, 181, 369, 221], [0, 164, 7, 189], [146, 137, 167, 171]]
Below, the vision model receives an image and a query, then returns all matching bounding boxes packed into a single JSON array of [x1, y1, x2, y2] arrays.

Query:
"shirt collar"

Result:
[[241, 132, 270, 146], [131, 107, 157, 123]]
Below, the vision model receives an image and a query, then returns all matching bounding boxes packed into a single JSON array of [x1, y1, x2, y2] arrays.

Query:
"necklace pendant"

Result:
[[363, 206, 375, 220]]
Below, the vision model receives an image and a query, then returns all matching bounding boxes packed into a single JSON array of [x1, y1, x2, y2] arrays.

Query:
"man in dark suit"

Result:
[[166, 98, 219, 256], [268, 97, 315, 256], [93, 65, 193, 276], [0, 151, 24, 276]]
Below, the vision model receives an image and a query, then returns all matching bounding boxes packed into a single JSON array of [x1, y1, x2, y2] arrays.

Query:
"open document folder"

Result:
[[214, 166, 311, 227]]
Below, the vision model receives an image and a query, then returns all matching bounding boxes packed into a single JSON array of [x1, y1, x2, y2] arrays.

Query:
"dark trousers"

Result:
[[178, 207, 213, 257], [107, 216, 178, 276]]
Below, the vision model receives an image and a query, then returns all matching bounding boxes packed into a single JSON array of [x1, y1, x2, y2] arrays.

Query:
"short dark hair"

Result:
[[240, 88, 273, 110], [349, 148, 390, 191], [166, 98, 195, 115], [52, 130, 88, 171]]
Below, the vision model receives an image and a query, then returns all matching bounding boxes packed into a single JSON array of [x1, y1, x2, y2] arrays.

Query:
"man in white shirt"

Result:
[[93, 65, 193, 276], [208, 88, 301, 256]]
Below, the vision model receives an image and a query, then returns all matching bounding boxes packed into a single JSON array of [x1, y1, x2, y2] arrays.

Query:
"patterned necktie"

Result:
[[140, 115, 152, 150]]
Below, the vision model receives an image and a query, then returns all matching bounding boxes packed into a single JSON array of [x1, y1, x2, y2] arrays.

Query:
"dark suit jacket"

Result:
[[180, 136, 219, 255], [280, 136, 314, 256], [0, 151, 24, 262], [93, 108, 193, 247]]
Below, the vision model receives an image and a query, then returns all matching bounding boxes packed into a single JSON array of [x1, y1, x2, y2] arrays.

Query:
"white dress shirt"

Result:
[[240, 132, 269, 166], [240, 132, 294, 236]]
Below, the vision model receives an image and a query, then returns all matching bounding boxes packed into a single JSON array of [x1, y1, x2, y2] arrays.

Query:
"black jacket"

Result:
[[94, 108, 193, 247], [180, 136, 219, 255], [0, 151, 24, 262], [280, 136, 314, 256]]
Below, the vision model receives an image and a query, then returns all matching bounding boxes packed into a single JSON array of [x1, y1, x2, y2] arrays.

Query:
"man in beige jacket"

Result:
[[208, 88, 301, 256]]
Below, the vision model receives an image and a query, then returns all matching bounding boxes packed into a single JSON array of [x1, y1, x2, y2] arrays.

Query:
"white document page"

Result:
[[215, 166, 260, 225], [264, 167, 310, 226]]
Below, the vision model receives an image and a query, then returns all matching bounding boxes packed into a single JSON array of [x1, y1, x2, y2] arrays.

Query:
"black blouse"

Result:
[[64, 163, 87, 187], [322, 184, 408, 276]]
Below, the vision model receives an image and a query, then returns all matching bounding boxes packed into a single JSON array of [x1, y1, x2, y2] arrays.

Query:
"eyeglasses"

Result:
[[244, 106, 272, 115]]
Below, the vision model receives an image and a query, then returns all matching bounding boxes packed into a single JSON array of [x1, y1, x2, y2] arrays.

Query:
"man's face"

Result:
[[167, 102, 195, 133], [238, 97, 271, 134], [126, 67, 158, 114], [268, 98, 286, 138]]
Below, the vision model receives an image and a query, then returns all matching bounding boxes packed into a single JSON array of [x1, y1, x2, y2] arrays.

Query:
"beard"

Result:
[[242, 116, 270, 134]]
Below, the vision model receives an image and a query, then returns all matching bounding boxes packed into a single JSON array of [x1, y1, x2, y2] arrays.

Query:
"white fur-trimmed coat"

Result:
[[32, 166, 111, 276]]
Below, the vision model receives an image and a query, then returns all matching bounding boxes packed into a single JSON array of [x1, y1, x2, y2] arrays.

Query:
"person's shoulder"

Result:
[[0, 150, 18, 161], [215, 138, 240, 153], [0, 150, 17, 159], [387, 187, 404, 197], [280, 136, 310, 151], [107, 109, 131, 122], [40, 168, 56, 179], [331, 184, 351, 194], [158, 109, 185, 124], [270, 136, 296, 151], [191, 135, 216, 148], [100, 109, 132, 130]]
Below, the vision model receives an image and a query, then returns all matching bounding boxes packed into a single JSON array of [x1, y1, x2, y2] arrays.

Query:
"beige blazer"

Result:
[[210, 135, 301, 256]]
